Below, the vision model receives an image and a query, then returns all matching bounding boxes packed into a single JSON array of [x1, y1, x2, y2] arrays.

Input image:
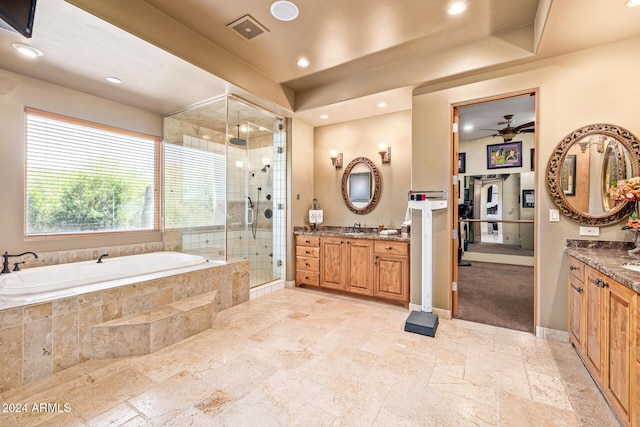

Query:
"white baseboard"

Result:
[[407, 303, 452, 320], [536, 326, 569, 342]]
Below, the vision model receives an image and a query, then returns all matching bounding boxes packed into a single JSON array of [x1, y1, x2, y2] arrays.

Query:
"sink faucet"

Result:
[[2, 251, 38, 274], [352, 222, 362, 233]]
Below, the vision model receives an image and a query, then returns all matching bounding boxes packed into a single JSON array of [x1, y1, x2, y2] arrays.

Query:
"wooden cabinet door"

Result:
[[374, 254, 409, 303], [345, 239, 373, 295], [320, 237, 345, 290], [584, 266, 605, 387], [568, 273, 586, 354], [605, 278, 636, 426]]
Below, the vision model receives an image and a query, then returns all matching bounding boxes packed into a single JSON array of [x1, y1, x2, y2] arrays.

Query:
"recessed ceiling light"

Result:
[[12, 43, 42, 58], [448, 1, 467, 15], [271, 1, 299, 21], [106, 77, 122, 84], [626, 0, 640, 7], [377, 101, 388, 108], [296, 57, 310, 67], [463, 124, 474, 131], [202, 135, 210, 140], [320, 114, 329, 120]]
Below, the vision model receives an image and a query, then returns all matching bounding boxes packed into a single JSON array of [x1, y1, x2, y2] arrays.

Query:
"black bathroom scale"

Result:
[[404, 310, 439, 337]]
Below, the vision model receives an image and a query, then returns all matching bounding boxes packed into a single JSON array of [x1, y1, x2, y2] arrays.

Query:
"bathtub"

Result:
[[0, 251, 209, 299]]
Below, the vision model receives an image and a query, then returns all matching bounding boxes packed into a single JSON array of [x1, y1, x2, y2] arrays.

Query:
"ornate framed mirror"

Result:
[[546, 123, 640, 225], [341, 157, 382, 214]]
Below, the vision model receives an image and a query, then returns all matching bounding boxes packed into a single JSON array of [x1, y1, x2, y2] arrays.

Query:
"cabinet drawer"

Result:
[[374, 241, 408, 256], [296, 270, 319, 286], [568, 257, 584, 282], [296, 246, 320, 258], [296, 235, 320, 247], [296, 256, 319, 272]]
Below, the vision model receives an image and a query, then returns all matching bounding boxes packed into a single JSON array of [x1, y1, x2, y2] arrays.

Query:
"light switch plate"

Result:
[[580, 226, 600, 236], [550, 209, 560, 222]]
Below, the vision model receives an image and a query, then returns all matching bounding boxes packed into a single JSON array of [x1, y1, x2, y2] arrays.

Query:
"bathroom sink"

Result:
[[621, 263, 640, 272], [342, 232, 370, 237]]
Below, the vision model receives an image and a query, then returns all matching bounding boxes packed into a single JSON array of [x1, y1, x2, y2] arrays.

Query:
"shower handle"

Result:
[[247, 208, 254, 225]]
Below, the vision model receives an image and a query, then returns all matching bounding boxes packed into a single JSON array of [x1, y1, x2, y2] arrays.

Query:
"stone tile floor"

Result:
[[0, 287, 621, 426]]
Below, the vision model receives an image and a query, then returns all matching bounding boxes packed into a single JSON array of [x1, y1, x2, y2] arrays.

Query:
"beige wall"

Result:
[[287, 118, 315, 281], [412, 36, 640, 330], [313, 110, 412, 229], [0, 69, 163, 254]]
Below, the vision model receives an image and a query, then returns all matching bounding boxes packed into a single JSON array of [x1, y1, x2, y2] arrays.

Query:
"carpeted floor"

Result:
[[457, 261, 534, 333], [466, 242, 534, 257]]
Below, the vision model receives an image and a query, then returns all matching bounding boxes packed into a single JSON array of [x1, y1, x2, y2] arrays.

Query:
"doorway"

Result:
[[452, 91, 537, 333]]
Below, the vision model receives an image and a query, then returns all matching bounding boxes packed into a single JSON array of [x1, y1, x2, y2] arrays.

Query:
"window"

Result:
[[164, 137, 226, 229], [25, 109, 160, 236]]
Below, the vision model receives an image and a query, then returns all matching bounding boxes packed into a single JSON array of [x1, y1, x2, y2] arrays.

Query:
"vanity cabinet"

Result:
[[319, 237, 374, 294], [568, 257, 586, 355], [374, 241, 409, 302], [296, 234, 409, 305], [295, 235, 320, 286], [568, 257, 638, 427]]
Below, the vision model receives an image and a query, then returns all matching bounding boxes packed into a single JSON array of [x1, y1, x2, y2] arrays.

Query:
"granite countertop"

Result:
[[565, 239, 640, 293], [294, 226, 411, 243]]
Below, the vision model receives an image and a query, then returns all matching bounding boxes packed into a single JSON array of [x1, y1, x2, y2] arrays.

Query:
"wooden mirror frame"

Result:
[[546, 123, 640, 226], [341, 157, 382, 214]]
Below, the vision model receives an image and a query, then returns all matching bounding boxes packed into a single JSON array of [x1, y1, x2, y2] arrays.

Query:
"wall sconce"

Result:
[[378, 144, 391, 163], [329, 150, 343, 168], [577, 135, 604, 153]]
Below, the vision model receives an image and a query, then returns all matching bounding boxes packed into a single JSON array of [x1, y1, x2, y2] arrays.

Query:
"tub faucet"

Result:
[[97, 253, 109, 263], [2, 251, 38, 274]]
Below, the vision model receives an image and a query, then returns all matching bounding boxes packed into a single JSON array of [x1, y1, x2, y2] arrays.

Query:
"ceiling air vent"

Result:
[[227, 15, 269, 40]]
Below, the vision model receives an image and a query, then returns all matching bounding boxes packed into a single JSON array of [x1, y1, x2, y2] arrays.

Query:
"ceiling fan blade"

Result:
[[514, 121, 534, 132], [480, 128, 500, 131], [519, 128, 535, 133]]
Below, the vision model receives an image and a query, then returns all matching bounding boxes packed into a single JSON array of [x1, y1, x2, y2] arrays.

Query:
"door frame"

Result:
[[450, 89, 539, 334]]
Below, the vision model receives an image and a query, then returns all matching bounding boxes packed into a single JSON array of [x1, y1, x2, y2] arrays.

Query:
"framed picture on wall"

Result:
[[522, 189, 534, 208], [458, 153, 466, 173], [487, 141, 522, 169]]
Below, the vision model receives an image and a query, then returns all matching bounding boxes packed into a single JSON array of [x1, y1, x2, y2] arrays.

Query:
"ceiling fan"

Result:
[[482, 114, 535, 142]]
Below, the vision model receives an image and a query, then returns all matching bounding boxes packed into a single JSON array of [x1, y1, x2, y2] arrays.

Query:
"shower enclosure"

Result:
[[163, 95, 286, 288]]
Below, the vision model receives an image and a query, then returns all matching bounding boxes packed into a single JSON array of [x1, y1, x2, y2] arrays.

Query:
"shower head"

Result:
[[261, 164, 270, 173], [230, 124, 246, 146]]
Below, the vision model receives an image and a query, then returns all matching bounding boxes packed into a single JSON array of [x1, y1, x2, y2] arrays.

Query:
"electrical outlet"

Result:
[[549, 209, 560, 222], [579, 226, 600, 236]]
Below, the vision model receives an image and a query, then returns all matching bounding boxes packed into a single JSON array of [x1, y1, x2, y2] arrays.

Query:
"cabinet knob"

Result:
[[577, 287, 583, 294], [387, 246, 393, 251], [305, 240, 311, 244], [305, 250, 311, 254], [569, 265, 577, 271], [305, 263, 310, 267]]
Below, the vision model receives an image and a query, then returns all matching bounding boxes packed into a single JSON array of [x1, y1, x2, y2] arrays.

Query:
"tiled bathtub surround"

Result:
[[14, 242, 165, 270], [0, 258, 249, 393]]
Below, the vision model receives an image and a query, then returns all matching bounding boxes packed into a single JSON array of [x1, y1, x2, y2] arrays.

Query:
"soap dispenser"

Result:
[[378, 220, 384, 232]]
